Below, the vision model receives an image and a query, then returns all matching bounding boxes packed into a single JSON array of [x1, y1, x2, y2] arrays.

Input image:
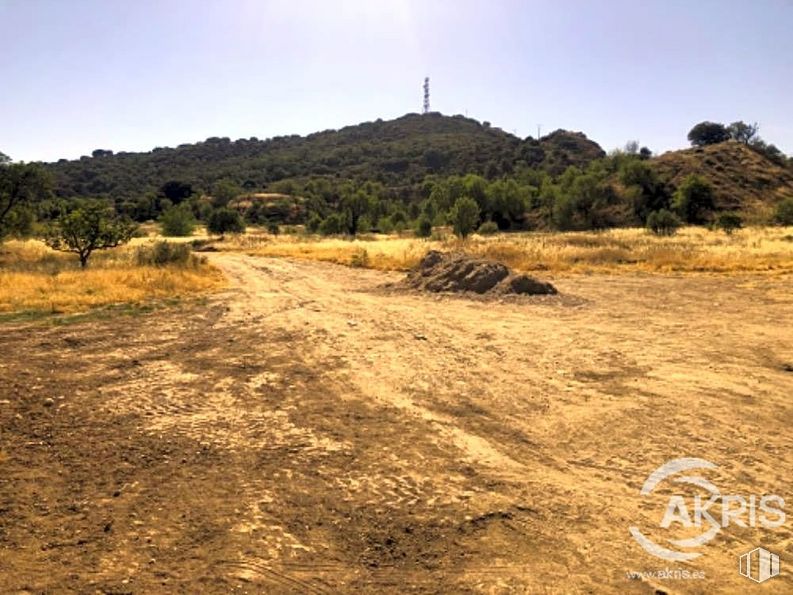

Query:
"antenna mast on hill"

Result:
[[423, 77, 430, 114]]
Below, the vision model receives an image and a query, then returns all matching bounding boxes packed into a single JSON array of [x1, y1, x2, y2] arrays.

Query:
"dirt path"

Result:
[[1, 254, 791, 593]]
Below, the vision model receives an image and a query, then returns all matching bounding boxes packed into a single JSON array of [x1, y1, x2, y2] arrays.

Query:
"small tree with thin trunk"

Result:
[[45, 200, 137, 268], [450, 196, 480, 238]]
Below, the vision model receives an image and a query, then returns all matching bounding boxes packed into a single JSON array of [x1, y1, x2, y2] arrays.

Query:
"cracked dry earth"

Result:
[[1, 253, 791, 594]]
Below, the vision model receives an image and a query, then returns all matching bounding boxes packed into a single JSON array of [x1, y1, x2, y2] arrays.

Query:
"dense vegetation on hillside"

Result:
[[43, 113, 603, 208], [2, 114, 792, 241]]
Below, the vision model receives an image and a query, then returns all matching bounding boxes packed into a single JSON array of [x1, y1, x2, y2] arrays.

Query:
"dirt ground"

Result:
[[1, 253, 791, 594]]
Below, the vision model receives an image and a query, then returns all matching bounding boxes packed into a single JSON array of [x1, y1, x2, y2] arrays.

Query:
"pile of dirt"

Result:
[[406, 251, 557, 296]]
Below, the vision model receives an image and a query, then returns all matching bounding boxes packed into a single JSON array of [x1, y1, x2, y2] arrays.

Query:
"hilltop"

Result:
[[653, 141, 793, 221], [43, 113, 604, 201]]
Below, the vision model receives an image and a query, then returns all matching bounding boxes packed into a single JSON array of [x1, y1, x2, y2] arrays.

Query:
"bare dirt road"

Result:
[[1, 253, 791, 593]]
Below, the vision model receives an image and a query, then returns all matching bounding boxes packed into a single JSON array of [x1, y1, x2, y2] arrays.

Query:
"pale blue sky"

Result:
[[1, 0, 791, 162]]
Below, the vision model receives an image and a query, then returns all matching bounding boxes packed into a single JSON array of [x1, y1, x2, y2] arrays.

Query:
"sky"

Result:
[[1, 0, 792, 163]]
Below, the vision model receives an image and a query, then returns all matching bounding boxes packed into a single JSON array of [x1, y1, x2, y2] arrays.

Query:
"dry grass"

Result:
[[0, 240, 224, 314], [225, 226, 793, 275]]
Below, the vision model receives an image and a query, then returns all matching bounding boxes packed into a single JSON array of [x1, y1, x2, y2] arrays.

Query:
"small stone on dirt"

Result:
[[43, 398, 55, 408]]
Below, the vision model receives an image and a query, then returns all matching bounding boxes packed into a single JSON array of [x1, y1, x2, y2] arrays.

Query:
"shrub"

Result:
[[450, 196, 480, 238], [415, 214, 433, 238], [160, 205, 196, 237], [376, 216, 394, 234], [207, 208, 245, 235], [773, 197, 793, 225], [318, 213, 344, 235], [715, 212, 743, 235], [349, 247, 369, 268], [646, 209, 681, 236], [266, 221, 280, 235], [672, 174, 715, 224], [477, 221, 499, 235], [306, 213, 322, 233], [135, 241, 201, 267]]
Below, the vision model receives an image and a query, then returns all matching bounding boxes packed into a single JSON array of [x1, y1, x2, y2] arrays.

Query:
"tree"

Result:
[[672, 174, 715, 224], [0, 162, 51, 238], [449, 196, 480, 238], [160, 204, 196, 237], [319, 213, 344, 235], [159, 180, 193, 204], [207, 208, 245, 235], [687, 122, 730, 147], [727, 121, 759, 145], [646, 209, 681, 236], [0, 151, 10, 165], [619, 160, 669, 222], [45, 200, 136, 268], [341, 189, 372, 235], [415, 214, 433, 237], [211, 179, 242, 207]]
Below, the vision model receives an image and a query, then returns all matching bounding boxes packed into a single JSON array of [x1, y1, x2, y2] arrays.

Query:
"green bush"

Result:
[[207, 208, 245, 235], [646, 209, 681, 236], [159, 205, 196, 237], [376, 216, 394, 234], [773, 197, 793, 225], [714, 212, 743, 235], [672, 174, 714, 224], [477, 221, 499, 235], [135, 241, 201, 267], [319, 213, 344, 235], [266, 221, 280, 235], [415, 214, 432, 238]]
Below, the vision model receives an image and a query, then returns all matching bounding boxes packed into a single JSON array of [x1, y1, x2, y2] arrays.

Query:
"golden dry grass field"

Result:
[[228, 225, 793, 275], [0, 239, 223, 315]]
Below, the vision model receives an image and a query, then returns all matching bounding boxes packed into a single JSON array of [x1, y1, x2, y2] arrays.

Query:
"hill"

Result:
[[653, 141, 793, 220], [43, 113, 604, 203]]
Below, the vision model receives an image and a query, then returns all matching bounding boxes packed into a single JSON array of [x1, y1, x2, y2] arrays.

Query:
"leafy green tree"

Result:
[[306, 213, 322, 233], [45, 200, 137, 268], [211, 179, 242, 207], [341, 189, 372, 235], [319, 213, 344, 235], [672, 174, 715, 224], [159, 180, 193, 204], [619, 159, 669, 222], [486, 179, 526, 228], [160, 204, 196, 237], [715, 212, 743, 235], [450, 196, 480, 238], [0, 151, 10, 165], [415, 214, 433, 238], [773, 197, 793, 225], [646, 209, 681, 236], [207, 208, 245, 235], [0, 162, 51, 238], [552, 166, 617, 230], [687, 122, 730, 147], [462, 174, 489, 213], [727, 121, 759, 145]]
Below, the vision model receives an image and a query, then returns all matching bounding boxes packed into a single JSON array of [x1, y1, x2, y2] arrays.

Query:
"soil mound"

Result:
[[407, 251, 557, 296]]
